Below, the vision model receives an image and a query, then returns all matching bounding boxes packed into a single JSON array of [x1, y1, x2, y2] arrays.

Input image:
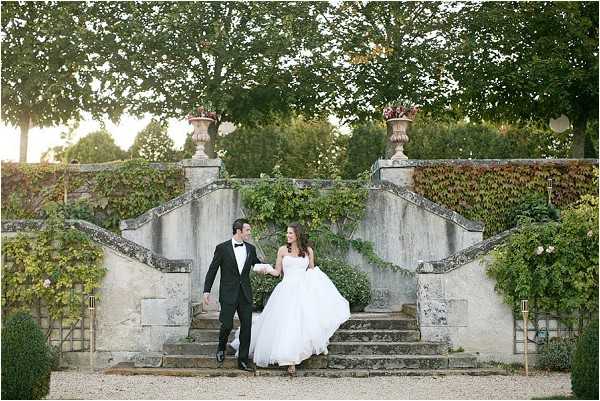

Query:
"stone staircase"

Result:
[[105, 308, 505, 377]]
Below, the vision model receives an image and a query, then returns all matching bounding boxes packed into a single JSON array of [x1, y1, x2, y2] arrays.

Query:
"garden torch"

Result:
[[521, 299, 529, 376], [88, 295, 96, 370]]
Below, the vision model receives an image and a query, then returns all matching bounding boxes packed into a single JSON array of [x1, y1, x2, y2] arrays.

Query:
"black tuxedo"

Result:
[[203, 240, 262, 363]]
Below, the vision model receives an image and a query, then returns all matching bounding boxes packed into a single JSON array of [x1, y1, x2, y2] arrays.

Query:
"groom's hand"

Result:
[[202, 292, 210, 305]]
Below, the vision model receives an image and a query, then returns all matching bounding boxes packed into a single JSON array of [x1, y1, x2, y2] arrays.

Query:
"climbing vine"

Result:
[[231, 169, 413, 308], [1, 203, 107, 324], [1, 159, 185, 232], [413, 162, 597, 237]]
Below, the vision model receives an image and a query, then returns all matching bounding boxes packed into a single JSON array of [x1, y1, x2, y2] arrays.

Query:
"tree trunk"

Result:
[[18, 113, 30, 163], [571, 115, 587, 158], [205, 120, 220, 159]]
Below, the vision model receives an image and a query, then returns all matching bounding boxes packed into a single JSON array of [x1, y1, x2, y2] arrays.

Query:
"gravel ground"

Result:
[[46, 370, 572, 400]]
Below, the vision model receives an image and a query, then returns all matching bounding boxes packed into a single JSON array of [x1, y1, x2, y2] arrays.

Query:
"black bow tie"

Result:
[[234, 243, 244, 248]]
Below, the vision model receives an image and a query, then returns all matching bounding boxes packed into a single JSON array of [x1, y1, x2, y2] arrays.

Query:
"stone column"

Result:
[[370, 159, 415, 188], [180, 158, 224, 191]]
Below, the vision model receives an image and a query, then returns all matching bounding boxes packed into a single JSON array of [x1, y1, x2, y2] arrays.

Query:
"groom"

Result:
[[202, 218, 262, 371]]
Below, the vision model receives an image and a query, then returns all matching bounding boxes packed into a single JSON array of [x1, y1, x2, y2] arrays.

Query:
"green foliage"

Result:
[[1, 2, 126, 162], [342, 121, 387, 179], [250, 257, 371, 310], [1, 311, 52, 400], [487, 195, 599, 316], [1, 159, 185, 232], [447, 2, 598, 157], [509, 193, 560, 228], [217, 117, 346, 179], [92, 159, 184, 231], [571, 319, 599, 399], [405, 121, 572, 160], [239, 169, 414, 309], [413, 162, 597, 237], [537, 337, 577, 371], [59, 130, 128, 164], [129, 120, 176, 162], [318, 257, 371, 307], [1, 204, 106, 323]]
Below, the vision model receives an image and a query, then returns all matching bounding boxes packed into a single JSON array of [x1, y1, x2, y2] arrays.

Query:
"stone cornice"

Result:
[[373, 158, 599, 170], [417, 228, 517, 274]]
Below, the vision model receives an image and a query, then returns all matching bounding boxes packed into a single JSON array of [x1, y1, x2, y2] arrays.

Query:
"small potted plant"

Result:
[[383, 102, 419, 160], [187, 105, 218, 159]]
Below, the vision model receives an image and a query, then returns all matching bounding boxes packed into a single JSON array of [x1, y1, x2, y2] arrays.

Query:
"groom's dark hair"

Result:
[[232, 218, 249, 235]]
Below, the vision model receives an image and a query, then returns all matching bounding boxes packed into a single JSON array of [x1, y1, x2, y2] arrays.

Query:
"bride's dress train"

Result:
[[230, 254, 350, 367]]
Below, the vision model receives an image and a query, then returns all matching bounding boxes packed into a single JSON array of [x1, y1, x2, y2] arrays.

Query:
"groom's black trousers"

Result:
[[219, 295, 252, 363]]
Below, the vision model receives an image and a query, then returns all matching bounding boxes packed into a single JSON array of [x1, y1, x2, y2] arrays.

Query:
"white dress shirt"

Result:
[[232, 238, 247, 274]]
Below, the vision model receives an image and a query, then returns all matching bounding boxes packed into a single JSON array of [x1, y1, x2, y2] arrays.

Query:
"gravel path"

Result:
[[46, 370, 572, 400]]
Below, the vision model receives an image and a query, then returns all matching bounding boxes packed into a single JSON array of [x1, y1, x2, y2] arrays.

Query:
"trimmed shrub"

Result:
[[509, 193, 560, 227], [1, 311, 52, 400], [571, 319, 599, 399], [537, 337, 576, 371]]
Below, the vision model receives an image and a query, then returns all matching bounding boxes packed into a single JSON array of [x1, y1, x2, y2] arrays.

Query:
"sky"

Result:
[[0, 114, 350, 163], [1, 114, 190, 163]]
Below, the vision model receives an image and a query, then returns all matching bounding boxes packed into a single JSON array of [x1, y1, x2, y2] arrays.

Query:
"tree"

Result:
[[103, 2, 338, 157], [216, 117, 345, 179], [1, 2, 125, 162], [59, 130, 128, 164], [329, 2, 455, 124], [342, 121, 387, 179], [446, 2, 599, 157], [129, 120, 175, 162]]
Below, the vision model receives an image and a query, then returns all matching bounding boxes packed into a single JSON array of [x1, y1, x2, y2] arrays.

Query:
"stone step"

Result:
[[188, 329, 233, 342], [162, 354, 328, 369], [190, 318, 239, 330], [340, 318, 417, 330], [104, 366, 508, 378], [327, 354, 477, 370], [164, 340, 447, 357], [401, 304, 417, 318], [330, 329, 420, 342], [163, 342, 236, 356], [328, 342, 447, 356]]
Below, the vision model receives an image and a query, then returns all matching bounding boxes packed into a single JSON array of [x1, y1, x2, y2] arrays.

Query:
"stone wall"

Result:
[[1, 220, 193, 369], [416, 229, 524, 363], [119, 179, 484, 311]]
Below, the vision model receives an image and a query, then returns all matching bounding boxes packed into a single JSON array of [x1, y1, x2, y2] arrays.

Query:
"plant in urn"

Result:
[[383, 103, 419, 160], [187, 106, 217, 159]]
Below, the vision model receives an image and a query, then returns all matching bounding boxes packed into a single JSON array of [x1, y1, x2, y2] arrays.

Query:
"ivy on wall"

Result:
[[1, 204, 107, 324], [1, 160, 185, 232], [413, 162, 598, 237]]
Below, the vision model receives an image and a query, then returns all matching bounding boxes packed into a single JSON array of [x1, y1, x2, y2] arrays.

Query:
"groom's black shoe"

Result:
[[216, 350, 225, 363], [238, 360, 255, 372]]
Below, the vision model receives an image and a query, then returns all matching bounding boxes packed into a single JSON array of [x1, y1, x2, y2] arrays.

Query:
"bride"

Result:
[[230, 222, 350, 375]]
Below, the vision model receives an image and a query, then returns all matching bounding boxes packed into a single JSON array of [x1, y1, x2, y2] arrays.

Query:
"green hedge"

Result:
[[1, 311, 52, 400], [571, 319, 599, 399]]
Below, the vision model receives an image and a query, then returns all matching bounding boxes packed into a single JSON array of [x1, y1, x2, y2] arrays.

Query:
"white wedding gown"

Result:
[[230, 254, 350, 367]]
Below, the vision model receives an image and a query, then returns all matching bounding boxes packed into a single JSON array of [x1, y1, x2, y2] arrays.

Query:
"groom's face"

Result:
[[241, 223, 251, 241]]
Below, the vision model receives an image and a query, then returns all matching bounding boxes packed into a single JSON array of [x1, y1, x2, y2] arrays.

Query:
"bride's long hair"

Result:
[[286, 222, 310, 257]]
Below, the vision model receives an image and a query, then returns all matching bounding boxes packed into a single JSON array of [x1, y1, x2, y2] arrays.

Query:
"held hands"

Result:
[[253, 263, 275, 275], [202, 292, 210, 305]]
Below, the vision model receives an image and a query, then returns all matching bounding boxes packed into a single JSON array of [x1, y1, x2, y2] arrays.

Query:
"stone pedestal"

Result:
[[370, 159, 415, 188], [180, 159, 223, 191]]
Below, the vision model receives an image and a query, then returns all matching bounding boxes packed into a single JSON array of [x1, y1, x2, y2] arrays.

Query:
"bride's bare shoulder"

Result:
[[307, 246, 314, 256], [277, 245, 288, 255]]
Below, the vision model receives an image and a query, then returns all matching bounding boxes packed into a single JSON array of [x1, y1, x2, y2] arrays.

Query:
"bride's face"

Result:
[[286, 227, 296, 244]]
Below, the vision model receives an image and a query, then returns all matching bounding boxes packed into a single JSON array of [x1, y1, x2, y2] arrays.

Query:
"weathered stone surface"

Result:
[[330, 329, 420, 343], [162, 342, 235, 356], [327, 355, 449, 370], [188, 329, 233, 343], [162, 354, 327, 369], [448, 353, 478, 368], [419, 299, 448, 327], [340, 318, 417, 330], [141, 298, 189, 326], [328, 342, 447, 356], [417, 228, 515, 274]]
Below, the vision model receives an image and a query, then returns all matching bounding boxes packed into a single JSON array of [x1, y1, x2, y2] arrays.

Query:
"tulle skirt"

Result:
[[231, 267, 350, 367]]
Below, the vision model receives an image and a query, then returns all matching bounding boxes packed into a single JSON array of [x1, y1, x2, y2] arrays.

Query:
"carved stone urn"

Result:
[[188, 117, 214, 159], [387, 117, 413, 160]]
